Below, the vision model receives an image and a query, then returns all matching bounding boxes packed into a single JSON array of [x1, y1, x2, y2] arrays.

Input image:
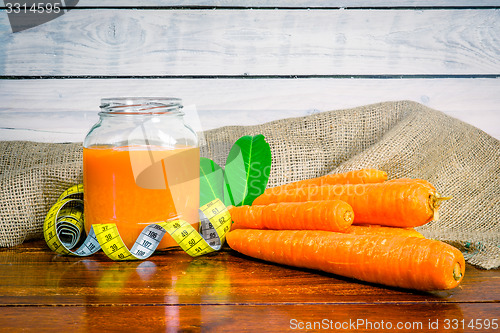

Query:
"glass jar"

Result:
[[83, 97, 199, 250]]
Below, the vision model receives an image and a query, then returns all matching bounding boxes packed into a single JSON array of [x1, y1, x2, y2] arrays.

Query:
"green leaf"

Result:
[[199, 157, 224, 206], [223, 173, 233, 207], [223, 135, 272, 206]]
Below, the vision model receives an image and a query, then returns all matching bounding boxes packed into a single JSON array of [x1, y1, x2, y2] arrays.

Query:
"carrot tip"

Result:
[[453, 262, 463, 281], [429, 193, 452, 221], [431, 193, 452, 210], [344, 211, 354, 223]]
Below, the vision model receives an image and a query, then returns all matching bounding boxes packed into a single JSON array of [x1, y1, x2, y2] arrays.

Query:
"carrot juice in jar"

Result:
[[83, 98, 199, 250]]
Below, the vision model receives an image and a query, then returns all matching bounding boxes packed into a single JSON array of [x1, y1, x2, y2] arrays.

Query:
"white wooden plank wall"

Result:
[[47, 1, 500, 7], [0, 2, 499, 142]]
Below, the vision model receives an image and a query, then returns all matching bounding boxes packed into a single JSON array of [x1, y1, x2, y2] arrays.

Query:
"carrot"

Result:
[[344, 225, 424, 238], [226, 229, 464, 291], [253, 179, 449, 227], [385, 178, 450, 221], [229, 200, 354, 232], [264, 169, 387, 196], [386, 177, 436, 190]]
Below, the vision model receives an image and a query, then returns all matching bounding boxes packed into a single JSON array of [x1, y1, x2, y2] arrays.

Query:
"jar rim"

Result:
[[99, 97, 184, 115]]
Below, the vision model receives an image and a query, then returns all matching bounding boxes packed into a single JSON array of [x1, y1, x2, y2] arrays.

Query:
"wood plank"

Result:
[[37, 0, 500, 8], [1, 303, 499, 332], [0, 78, 499, 141], [0, 240, 499, 306], [1, 10, 499, 76]]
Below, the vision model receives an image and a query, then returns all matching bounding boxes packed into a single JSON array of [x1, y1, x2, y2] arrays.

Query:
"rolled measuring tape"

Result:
[[44, 184, 232, 260]]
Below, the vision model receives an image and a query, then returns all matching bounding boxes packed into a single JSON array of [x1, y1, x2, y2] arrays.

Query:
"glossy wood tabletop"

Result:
[[0, 240, 499, 332]]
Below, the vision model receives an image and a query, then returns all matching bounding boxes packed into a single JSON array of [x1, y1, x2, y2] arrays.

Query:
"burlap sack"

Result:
[[1, 101, 498, 269]]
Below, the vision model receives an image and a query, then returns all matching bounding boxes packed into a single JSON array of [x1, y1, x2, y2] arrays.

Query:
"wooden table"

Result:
[[1, 240, 498, 332]]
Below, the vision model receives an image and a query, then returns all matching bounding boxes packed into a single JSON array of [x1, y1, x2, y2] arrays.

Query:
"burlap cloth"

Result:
[[1, 101, 498, 269]]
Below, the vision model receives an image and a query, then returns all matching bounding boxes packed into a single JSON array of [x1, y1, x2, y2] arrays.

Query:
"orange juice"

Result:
[[83, 145, 200, 250]]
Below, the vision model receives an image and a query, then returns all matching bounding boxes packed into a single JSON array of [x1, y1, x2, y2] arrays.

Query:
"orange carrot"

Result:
[[229, 200, 354, 232], [344, 225, 424, 238], [265, 169, 387, 195], [386, 177, 436, 190], [226, 229, 464, 291], [385, 179, 450, 221], [253, 180, 449, 227]]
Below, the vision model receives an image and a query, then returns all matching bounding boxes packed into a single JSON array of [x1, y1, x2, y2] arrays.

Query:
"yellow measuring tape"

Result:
[[44, 184, 232, 260]]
